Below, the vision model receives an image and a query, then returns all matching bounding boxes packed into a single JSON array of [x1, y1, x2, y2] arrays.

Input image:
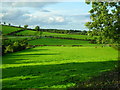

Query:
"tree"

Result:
[[35, 26, 42, 38], [8, 23, 11, 26], [4, 22, 6, 25], [85, 2, 120, 44], [19, 25, 21, 28], [24, 25, 28, 29], [35, 26, 40, 31]]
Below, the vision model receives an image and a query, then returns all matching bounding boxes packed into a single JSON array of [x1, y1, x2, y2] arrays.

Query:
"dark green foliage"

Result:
[[35, 26, 43, 37], [24, 25, 28, 29], [8, 23, 11, 26], [4, 22, 6, 25], [2, 39, 29, 55], [19, 25, 21, 28], [35, 26, 40, 31], [42, 29, 88, 35], [85, 2, 120, 44]]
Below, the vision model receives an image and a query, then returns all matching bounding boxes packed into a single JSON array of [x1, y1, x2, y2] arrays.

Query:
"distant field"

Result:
[[1, 25, 22, 35], [5, 36, 34, 41], [1, 25, 98, 40], [2, 46, 118, 88], [16, 30, 97, 40], [15, 30, 39, 36], [28, 38, 91, 45], [43, 32, 98, 40]]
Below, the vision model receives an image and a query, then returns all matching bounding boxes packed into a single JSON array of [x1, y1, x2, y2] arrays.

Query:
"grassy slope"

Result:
[[1, 25, 98, 40], [15, 30, 39, 36], [2, 46, 118, 88], [1, 25, 22, 35], [28, 38, 91, 45], [15, 30, 97, 40], [43, 32, 97, 40], [5, 36, 33, 41]]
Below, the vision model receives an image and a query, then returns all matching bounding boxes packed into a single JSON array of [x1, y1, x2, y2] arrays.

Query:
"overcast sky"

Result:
[[0, 2, 92, 30]]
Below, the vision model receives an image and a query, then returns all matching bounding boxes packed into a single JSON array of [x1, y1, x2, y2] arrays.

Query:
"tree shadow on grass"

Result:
[[19, 49, 49, 52], [2, 53, 60, 64], [3, 48, 49, 56], [12, 53, 59, 56], [2, 60, 118, 88]]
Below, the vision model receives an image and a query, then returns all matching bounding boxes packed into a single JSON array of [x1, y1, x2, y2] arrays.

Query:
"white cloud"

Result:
[[1, 0, 84, 2], [2, 2, 57, 8], [55, 16, 64, 22], [48, 17, 54, 23], [0, 13, 4, 18], [23, 13, 66, 25], [2, 9, 30, 20], [47, 16, 65, 23], [1, 2, 89, 30]]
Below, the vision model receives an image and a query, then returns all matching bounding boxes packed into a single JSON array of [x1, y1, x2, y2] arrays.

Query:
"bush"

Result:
[[5, 45, 13, 53], [2, 39, 29, 55]]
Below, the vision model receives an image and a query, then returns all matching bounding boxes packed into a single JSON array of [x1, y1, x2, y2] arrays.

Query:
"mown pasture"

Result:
[[15, 30, 39, 36], [1, 25, 118, 88], [43, 32, 97, 40], [2, 46, 118, 88], [28, 38, 91, 46], [4, 36, 34, 41], [1, 25, 22, 35], [15, 30, 97, 40]]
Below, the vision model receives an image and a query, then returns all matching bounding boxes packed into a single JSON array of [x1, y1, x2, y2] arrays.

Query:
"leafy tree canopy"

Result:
[[85, 1, 120, 44], [24, 25, 28, 29], [35, 26, 40, 31]]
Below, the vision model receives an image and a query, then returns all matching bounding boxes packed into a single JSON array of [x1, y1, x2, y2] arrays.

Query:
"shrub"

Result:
[[2, 39, 29, 55], [5, 45, 13, 53]]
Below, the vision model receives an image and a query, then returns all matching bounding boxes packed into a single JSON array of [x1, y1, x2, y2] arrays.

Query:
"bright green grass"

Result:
[[2, 46, 118, 88], [43, 32, 98, 40], [5, 36, 34, 41], [16, 30, 97, 40], [28, 38, 91, 45], [16, 30, 39, 36], [1, 25, 21, 35]]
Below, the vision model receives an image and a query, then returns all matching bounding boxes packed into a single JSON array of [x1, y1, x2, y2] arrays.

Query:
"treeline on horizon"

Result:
[[0, 22, 88, 35]]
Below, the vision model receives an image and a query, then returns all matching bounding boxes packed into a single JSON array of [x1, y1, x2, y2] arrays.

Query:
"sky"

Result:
[[0, 2, 92, 30]]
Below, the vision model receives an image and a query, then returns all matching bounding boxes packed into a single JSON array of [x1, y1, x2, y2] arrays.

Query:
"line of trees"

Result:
[[40, 29, 88, 35]]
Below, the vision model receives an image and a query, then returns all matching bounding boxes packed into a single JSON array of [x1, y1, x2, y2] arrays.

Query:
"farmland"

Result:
[[1, 1, 120, 89], [15, 30, 39, 36], [43, 32, 97, 40], [1, 25, 119, 89], [16, 31, 97, 40], [4, 36, 35, 41], [1, 25, 22, 35], [2, 46, 118, 88], [28, 38, 91, 45]]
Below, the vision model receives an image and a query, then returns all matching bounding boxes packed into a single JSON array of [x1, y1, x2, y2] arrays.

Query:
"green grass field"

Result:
[[15, 30, 97, 40], [1, 25, 118, 88], [2, 46, 118, 88], [28, 38, 91, 45], [4, 36, 34, 41], [1, 25, 98, 40], [1, 25, 22, 35], [15, 30, 39, 36], [43, 32, 97, 40]]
